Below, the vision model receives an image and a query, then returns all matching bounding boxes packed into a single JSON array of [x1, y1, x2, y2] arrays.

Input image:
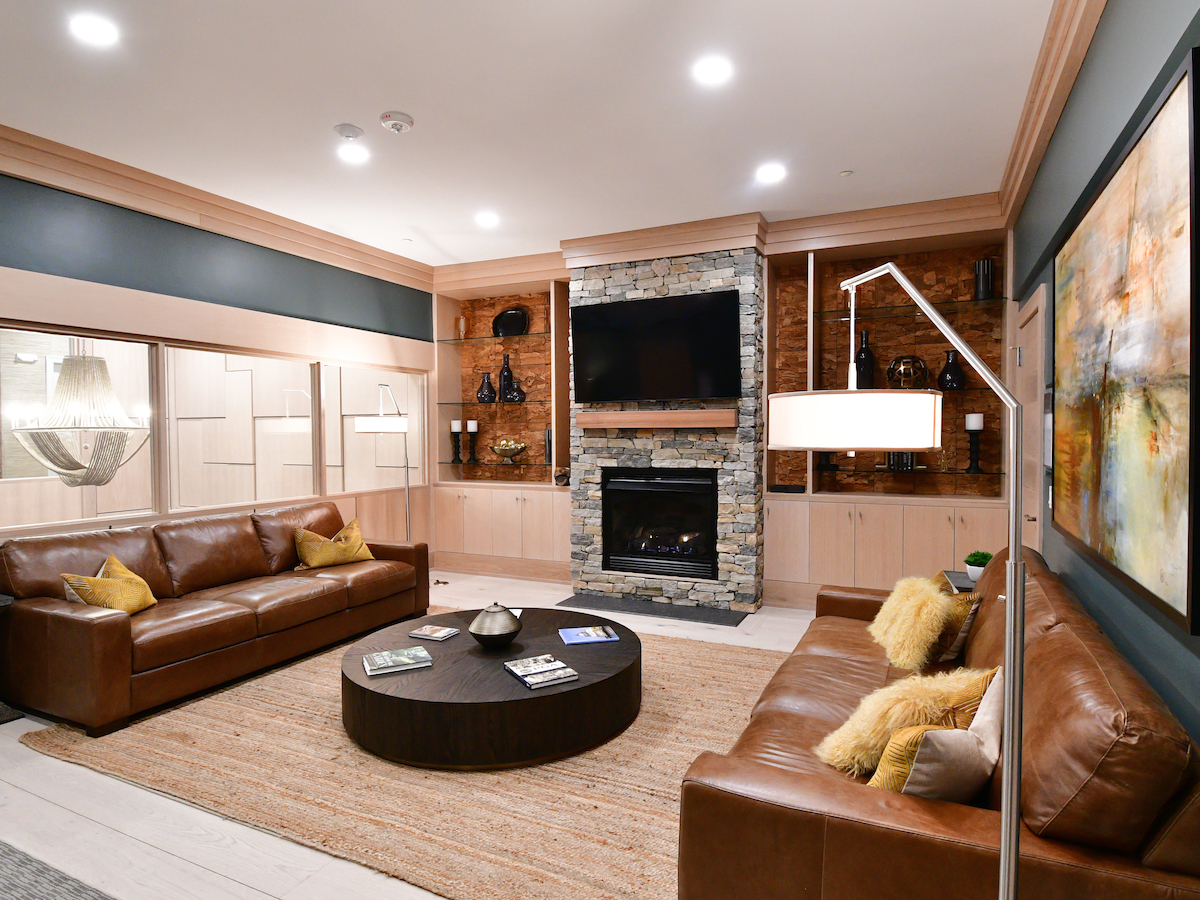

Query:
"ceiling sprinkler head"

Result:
[[334, 123, 364, 141], [380, 111, 414, 134]]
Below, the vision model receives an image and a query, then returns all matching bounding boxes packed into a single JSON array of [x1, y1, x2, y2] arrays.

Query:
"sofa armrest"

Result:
[[0, 596, 132, 731], [815, 585, 890, 620], [680, 752, 1200, 900], [367, 542, 429, 613]]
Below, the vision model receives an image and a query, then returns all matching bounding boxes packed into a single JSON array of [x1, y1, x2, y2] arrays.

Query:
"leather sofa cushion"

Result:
[[215, 576, 347, 636], [1, 527, 174, 601], [1142, 743, 1200, 878], [294, 559, 415, 607], [251, 502, 345, 574], [1021, 623, 1191, 854], [154, 515, 270, 597], [752, 653, 889, 724], [730, 709, 868, 784], [129, 598, 257, 673], [792, 616, 891, 665]]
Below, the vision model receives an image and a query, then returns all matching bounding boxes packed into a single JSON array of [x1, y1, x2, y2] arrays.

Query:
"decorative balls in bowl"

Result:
[[490, 439, 527, 464]]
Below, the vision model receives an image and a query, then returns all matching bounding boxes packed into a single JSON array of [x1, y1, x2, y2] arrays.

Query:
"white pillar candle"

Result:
[[965, 413, 984, 432], [450, 419, 462, 433], [466, 419, 478, 433]]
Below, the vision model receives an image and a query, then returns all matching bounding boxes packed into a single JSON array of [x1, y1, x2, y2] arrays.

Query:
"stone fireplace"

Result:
[[568, 248, 764, 611]]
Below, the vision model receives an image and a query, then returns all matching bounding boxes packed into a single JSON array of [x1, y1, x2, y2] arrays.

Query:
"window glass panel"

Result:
[[326, 366, 425, 492], [167, 348, 314, 509], [0, 330, 153, 528]]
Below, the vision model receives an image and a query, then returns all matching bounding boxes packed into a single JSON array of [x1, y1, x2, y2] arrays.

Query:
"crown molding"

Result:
[[433, 251, 569, 299], [0, 125, 434, 292], [561, 213, 767, 269], [998, 0, 1109, 223]]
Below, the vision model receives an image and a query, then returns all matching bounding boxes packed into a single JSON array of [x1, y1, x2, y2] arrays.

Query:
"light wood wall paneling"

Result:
[[431, 551, 570, 584], [807, 502, 855, 587], [902, 506, 958, 577], [356, 488, 428, 544], [551, 489, 571, 563], [331, 495, 357, 526], [575, 409, 737, 430], [854, 504, 905, 591], [0, 477, 85, 528]]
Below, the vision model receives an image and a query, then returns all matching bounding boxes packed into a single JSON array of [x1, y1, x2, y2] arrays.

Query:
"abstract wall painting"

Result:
[[1053, 66, 1195, 633]]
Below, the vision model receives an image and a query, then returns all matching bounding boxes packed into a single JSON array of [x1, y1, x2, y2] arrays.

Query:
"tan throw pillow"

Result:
[[294, 519, 374, 570], [868, 576, 956, 670], [816, 667, 997, 776], [868, 668, 1004, 802], [60, 555, 157, 615]]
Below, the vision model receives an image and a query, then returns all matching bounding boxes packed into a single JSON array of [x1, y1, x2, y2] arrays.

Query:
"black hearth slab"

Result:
[[557, 593, 748, 627]]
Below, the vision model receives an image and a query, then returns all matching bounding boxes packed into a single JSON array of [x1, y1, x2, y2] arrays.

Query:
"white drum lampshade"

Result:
[[767, 389, 942, 451]]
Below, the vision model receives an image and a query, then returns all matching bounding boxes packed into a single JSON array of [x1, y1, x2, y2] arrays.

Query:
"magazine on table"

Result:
[[409, 624, 459, 641], [362, 645, 433, 675], [559, 625, 619, 645], [504, 654, 567, 677], [520, 666, 578, 688]]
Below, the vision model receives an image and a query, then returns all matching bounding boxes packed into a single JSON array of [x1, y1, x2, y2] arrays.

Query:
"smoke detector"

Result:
[[380, 111, 414, 134]]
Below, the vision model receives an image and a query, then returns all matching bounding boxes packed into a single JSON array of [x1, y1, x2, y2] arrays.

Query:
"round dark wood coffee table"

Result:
[[341, 608, 642, 770]]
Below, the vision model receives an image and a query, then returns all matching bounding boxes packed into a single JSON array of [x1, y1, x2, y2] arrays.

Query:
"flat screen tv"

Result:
[[570, 290, 742, 403]]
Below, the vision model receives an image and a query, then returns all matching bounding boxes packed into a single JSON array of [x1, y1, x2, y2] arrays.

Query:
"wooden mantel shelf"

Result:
[[575, 409, 738, 429]]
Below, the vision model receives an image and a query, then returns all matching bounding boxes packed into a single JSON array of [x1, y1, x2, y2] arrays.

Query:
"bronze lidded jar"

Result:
[[468, 603, 522, 649]]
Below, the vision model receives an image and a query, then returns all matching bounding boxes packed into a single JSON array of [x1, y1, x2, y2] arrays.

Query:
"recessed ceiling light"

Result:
[[839, 169, 855, 177], [68, 13, 119, 48], [337, 142, 369, 165], [755, 162, 786, 185], [691, 55, 733, 87], [475, 211, 500, 228]]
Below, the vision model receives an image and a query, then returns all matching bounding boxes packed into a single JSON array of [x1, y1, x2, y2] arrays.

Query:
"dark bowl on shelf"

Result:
[[492, 307, 529, 337]]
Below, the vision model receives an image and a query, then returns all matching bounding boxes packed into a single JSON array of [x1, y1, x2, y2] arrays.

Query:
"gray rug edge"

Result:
[[558, 593, 748, 626], [0, 700, 24, 725], [0, 839, 117, 900]]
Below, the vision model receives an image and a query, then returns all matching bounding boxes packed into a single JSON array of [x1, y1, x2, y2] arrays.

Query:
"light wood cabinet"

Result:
[[764, 498, 809, 583], [434, 484, 571, 566], [955, 507, 1010, 563], [462, 489, 494, 555], [433, 487, 465, 554], [902, 505, 957, 577], [854, 504, 905, 590], [520, 490, 558, 561], [552, 490, 571, 562], [491, 488, 524, 558], [808, 502, 855, 586]]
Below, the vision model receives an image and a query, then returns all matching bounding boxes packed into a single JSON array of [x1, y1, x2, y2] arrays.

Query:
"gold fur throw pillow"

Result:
[[815, 667, 999, 776], [868, 576, 956, 670]]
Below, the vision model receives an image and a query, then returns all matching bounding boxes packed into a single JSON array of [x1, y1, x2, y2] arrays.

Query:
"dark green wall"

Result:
[[0, 174, 432, 341], [1013, 0, 1200, 737]]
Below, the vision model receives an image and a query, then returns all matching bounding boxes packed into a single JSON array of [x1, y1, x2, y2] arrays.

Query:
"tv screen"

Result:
[[571, 291, 742, 403]]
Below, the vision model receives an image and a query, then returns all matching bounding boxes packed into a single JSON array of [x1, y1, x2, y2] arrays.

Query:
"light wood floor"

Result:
[[0, 573, 815, 900]]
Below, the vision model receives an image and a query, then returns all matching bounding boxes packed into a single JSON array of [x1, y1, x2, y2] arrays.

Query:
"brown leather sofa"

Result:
[[0, 501, 428, 735], [679, 548, 1200, 899]]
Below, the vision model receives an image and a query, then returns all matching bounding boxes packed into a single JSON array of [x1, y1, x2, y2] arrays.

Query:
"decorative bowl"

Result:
[[490, 442, 527, 464], [492, 307, 529, 337], [468, 603, 522, 649], [886, 355, 929, 389]]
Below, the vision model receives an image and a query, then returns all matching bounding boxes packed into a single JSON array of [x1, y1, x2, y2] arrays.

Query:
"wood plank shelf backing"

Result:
[[575, 409, 738, 429]]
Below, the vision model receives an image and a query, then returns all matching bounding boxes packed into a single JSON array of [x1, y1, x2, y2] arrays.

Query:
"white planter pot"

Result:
[[965, 564, 985, 582]]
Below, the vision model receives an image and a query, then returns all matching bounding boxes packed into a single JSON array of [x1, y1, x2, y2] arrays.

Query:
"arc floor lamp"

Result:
[[353, 383, 411, 541], [767, 262, 1026, 900]]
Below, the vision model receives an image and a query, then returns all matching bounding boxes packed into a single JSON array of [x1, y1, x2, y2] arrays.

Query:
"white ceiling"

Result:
[[1, 1, 1054, 267]]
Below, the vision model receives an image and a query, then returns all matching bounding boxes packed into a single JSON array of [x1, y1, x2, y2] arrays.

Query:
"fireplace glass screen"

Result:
[[601, 468, 718, 580]]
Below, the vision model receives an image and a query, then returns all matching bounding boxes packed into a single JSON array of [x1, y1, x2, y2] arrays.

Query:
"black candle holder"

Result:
[[467, 431, 478, 465], [450, 432, 462, 465], [965, 431, 984, 474]]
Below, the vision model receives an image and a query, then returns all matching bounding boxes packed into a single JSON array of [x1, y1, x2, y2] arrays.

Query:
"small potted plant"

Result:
[[964, 550, 993, 583]]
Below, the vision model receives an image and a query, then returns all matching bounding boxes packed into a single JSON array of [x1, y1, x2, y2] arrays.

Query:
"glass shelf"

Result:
[[437, 331, 550, 345], [439, 460, 550, 467], [813, 297, 1005, 323], [437, 400, 551, 407]]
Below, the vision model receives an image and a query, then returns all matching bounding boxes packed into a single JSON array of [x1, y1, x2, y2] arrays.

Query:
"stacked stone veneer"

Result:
[[568, 249, 764, 611]]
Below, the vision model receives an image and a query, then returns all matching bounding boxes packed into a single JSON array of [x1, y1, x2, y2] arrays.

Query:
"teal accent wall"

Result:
[[1014, 0, 1200, 737], [0, 174, 432, 341]]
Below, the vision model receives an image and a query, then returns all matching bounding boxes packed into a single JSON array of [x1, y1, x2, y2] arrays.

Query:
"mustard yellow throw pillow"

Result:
[[60, 555, 157, 615], [815, 667, 998, 776], [294, 519, 374, 570], [868, 577, 956, 670], [930, 589, 983, 663], [868, 668, 1004, 801]]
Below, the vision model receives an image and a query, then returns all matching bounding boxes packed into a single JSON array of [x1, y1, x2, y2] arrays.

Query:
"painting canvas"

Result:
[[1053, 73, 1193, 627]]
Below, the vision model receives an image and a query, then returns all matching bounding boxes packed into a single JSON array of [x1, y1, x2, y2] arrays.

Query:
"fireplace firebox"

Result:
[[601, 468, 718, 580]]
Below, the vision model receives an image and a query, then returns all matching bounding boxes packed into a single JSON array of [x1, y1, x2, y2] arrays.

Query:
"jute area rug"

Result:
[[21, 608, 788, 900]]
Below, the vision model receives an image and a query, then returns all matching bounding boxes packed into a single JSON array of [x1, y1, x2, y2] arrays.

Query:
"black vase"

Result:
[[476, 372, 497, 403], [937, 349, 966, 390], [492, 307, 529, 337], [974, 259, 994, 301], [854, 330, 875, 389], [498, 353, 514, 402]]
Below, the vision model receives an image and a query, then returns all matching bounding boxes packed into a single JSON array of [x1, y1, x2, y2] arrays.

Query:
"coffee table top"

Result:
[[341, 607, 641, 705]]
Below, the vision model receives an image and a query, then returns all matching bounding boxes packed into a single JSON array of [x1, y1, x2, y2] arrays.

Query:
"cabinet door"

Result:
[[902, 505, 957, 577], [433, 487, 464, 554], [520, 490, 557, 561], [808, 502, 855, 586], [491, 488, 524, 559], [854, 504, 905, 590], [462, 489, 495, 556], [552, 490, 572, 562], [764, 499, 809, 583], [955, 507, 1010, 564]]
